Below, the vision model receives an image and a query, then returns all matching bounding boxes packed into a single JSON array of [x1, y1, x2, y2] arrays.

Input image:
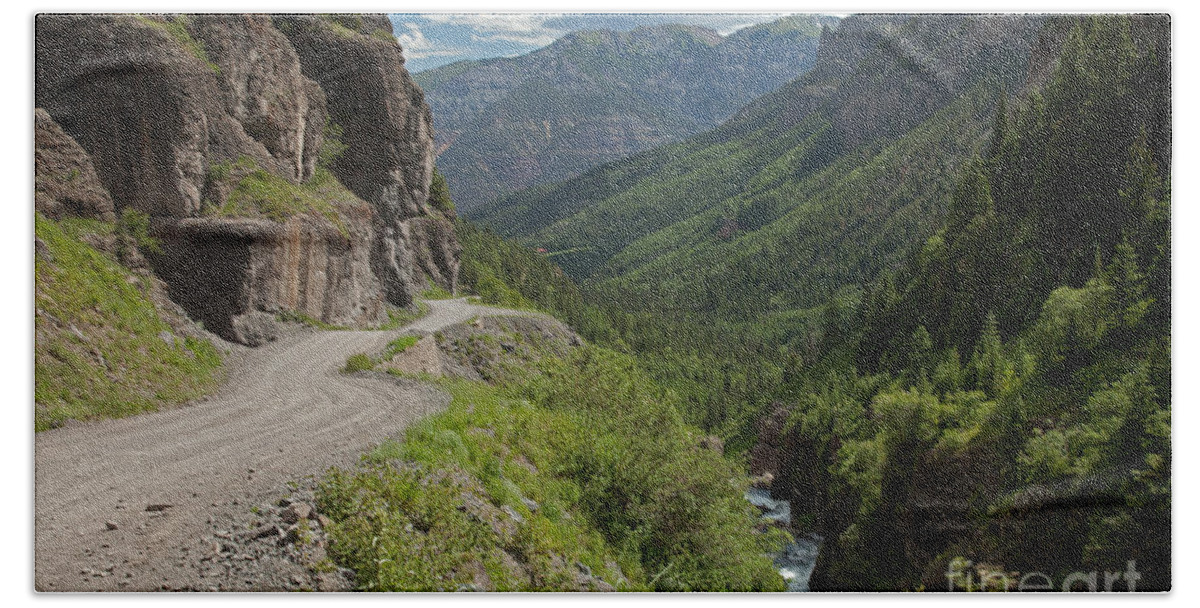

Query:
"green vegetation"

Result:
[[419, 283, 455, 300], [455, 14, 1169, 591], [279, 302, 430, 332], [378, 302, 431, 330], [382, 335, 420, 360], [115, 208, 161, 255], [319, 346, 788, 591], [134, 15, 219, 73], [775, 15, 1171, 590], [34, 214, 223, 431], [428, 168, 457, 217], [203, 157, 355, 237], [342, 353, 374, 373], [458, 199, 787, 452], [419, 15, 834, 210]]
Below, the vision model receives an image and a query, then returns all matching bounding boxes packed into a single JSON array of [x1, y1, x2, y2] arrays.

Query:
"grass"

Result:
[[420, 283, 455, 300], [378, 301, 430, 330], [204, 158, 354, 238], [134, 15, 220, 73], [342, 353, 374, 373], [381, 335, 420, 360], [34, 214, 223, 431], [319, 378, 641, 591]]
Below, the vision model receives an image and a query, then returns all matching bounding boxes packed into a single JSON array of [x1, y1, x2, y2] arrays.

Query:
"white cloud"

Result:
[[422, 13, 563, 35], [396, 22, 431, 52], [397, 21, 468, 59], [418, 14, 567, 50]]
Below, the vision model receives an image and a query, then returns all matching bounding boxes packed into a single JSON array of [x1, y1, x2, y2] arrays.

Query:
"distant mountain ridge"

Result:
[[472, 14, 1045, 327], [416, 15, 839, 210]]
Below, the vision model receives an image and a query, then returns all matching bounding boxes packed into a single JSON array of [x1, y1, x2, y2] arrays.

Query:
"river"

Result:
[[746, 487, 824, 592]]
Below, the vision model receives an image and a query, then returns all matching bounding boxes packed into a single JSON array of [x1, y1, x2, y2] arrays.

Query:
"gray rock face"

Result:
[[188, 15, 328, 185], [35, 14, 460, 344], [34, 108, 116, 222], [152, 215, 385, 341], [274, 15, 456, 306], [36, 15, 278, 217]]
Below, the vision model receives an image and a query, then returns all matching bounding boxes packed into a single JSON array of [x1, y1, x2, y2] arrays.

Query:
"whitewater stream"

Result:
[[745, 488, 824, 592]]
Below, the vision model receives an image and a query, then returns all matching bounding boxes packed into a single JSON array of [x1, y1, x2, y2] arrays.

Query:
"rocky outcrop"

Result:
[[274, 15, 455, 306], [187, 15, 328, 184], [406, 217, 460, 292], [35, 14, 460, 344], [36, 15, 291, 217], [34, 109, 115, 222], [152, 212, 384, 345], [747, 14, 1045, 153], [382, 315, 582, 382]]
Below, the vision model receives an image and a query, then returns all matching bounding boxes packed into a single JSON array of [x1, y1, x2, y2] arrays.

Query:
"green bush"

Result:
[[420, 283, 454, 300], [116, 208, 161, 254]]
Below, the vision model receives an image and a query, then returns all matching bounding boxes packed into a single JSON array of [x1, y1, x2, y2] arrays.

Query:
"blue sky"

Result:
[[389, 13, 803, 72]]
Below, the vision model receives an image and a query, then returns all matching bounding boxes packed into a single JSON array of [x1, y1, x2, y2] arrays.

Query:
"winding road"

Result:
[[34, 298, 536, 591]]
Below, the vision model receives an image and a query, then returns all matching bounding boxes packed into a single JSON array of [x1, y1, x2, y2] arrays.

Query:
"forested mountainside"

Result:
[[473, 14, 1044, 329], [460, 13, 1171, 591], [786, 15, 1172, 591], [417, 15, 837, 210]]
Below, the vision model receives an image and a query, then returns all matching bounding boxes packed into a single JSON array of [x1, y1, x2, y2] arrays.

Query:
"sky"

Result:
[[389, 13, 803, 73]]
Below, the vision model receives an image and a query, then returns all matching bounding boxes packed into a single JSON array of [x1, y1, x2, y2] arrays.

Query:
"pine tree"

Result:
[[987, 91, 1009, 160], [1103, 236, 1149, 330], [946, 157, 994, 237]]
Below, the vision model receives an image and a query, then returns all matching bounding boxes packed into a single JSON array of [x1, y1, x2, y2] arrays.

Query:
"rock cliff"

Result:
[[35, 14, 459, 344], [34, 108, 115, 222], [274, 15, 456, 307]]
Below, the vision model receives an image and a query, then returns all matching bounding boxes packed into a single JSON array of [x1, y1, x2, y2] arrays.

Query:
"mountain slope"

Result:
[[770, 15, 1172, 590], [474, 14, 1045, 327], [417, 16, 838, 210]]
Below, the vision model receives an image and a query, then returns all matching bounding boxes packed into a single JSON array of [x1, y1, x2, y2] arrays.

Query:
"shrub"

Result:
[[420, 283, 454, 300], [116, 208, 161, 254], [317, 349, 786, 591]]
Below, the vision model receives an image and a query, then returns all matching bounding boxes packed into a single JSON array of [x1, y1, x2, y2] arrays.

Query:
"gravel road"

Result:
[[34, 299, 537, 591]]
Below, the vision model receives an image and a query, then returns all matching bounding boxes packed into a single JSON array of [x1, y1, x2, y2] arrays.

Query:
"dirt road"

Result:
[[34, 299, 536, 591]]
